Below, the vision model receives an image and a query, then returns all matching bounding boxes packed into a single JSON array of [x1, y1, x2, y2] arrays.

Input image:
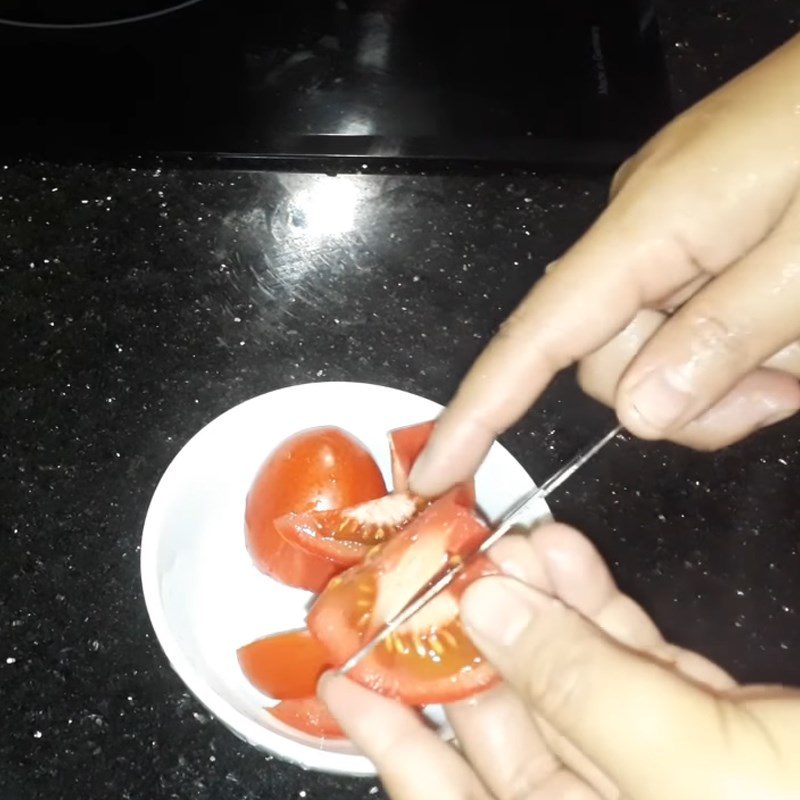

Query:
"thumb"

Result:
[[460, 576, 746, 800]]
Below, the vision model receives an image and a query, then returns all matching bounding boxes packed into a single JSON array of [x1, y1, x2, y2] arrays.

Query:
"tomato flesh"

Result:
[[274, 491, 427, 567], [267, 697, 346, 739], [237, 629, 332, 700], [274, 482, 474, 568], [245, 427, 387, 592], [308, 489, 499, 705]]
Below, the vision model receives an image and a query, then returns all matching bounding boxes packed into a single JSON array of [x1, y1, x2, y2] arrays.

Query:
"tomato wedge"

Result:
[[274, 482, 474, 568], [274, 492, 427, 567], [245, 427, 387, 592], [274, 483, 475, 568], [267, 697, 346, 739], [308, 489, 499, 705], [237, 629, 331, 700]]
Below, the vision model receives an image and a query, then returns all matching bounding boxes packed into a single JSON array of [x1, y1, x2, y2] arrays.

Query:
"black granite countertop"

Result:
[[2, 3, 799, 799]]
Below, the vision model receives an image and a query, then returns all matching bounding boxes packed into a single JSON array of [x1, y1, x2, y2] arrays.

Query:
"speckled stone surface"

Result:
[[2, 4, 800, 799]]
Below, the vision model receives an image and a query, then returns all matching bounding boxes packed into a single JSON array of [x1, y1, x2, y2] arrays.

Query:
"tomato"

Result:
[[267, 697, 346, 739], [307, 489, 499, 705], [245, 427, 387, 591], [237, 629, 332, 700]]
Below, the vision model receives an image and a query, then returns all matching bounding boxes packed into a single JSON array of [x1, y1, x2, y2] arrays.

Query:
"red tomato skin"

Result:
[[267, 697, 346, 739], [237, 629, 332, 700], [245, 426, 387, 591]]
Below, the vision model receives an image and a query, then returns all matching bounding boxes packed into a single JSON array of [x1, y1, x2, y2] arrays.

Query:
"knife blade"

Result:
[[336, 424, 624, 675]]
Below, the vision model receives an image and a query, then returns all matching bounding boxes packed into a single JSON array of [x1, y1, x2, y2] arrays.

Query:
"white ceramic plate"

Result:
[[140, 382, 551, 776]]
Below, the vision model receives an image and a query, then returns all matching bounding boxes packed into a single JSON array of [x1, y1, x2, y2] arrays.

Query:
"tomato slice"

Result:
[[274, 492, 426, 567], [237, 629, 332, 700], [267, 697, 346, 739], [245, 427, 387, 592], [308, 489, 499, 705], [275, 482, 476, 568]]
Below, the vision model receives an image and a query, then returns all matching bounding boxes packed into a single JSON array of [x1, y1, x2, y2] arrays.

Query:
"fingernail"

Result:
[[407, 446, 434, 493], [626, 369, 692, 431], [317, 670, 334, 698], [461, 578, 543, 647], [759, 404, 799, 429], [316, 671, 354, 719]]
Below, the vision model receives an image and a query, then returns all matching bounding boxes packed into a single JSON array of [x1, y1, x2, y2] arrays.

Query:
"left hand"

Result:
[[319, 523, 800, 799]]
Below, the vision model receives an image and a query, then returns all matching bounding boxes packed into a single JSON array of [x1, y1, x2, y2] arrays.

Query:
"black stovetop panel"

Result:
[[0, 0, 670, 166]]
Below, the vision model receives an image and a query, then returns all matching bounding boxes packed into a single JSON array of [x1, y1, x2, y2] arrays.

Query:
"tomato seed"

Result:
[[394, 636, 409, 656]]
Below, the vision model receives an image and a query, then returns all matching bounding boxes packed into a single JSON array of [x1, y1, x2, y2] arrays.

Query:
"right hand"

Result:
[[410, 34, 800, 498], [321, 524, 800, 799]]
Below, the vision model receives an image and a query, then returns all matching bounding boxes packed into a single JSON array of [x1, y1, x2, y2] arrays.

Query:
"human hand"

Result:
[[410, 34, 800, 497], [320, 524, 800, 799]]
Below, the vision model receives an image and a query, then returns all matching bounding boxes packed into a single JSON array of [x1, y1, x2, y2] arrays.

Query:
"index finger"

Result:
[[409, 212, 696, 497]]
